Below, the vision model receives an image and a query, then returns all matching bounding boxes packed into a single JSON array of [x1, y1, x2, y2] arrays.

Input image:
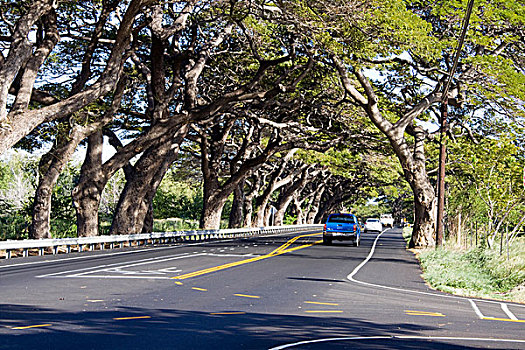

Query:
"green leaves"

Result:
[[361, 0, 441, 60]]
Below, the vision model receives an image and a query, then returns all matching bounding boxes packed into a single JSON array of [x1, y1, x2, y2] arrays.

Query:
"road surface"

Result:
[[1, 228, 524, 349]]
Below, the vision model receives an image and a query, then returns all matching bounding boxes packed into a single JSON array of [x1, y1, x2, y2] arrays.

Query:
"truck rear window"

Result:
[[328, 215, 356, 223]]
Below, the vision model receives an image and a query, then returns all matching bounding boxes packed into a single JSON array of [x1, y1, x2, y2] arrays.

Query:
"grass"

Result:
[[417, 237, 525, 303]]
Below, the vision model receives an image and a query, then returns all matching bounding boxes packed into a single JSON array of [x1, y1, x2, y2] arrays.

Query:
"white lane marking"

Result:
[[1, 229, 300, 270], [347, 229, 389, 280], [501, 303, 518, 320], [72, 252, 256, 277], [39, 252, 259, 279], [206, 253, 257, 258], [157, 267, 183, 273], [61, 275, 172, 280], [0, 240, 236, 270], [36, 252, 194, 278], [346, 230, 525, 310], [71, 253, 205, 277], [269, 335, 525, 350], [469, 300, 485, 319]]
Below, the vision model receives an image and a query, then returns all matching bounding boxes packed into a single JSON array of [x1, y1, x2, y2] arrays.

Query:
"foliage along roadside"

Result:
[[415, 236, 525, 304]]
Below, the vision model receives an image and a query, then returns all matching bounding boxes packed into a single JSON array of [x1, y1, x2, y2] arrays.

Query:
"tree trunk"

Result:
[[29, 127, 86, 239], [292, 196, 306, 225], [254, 173, 293, 227], [306, 185, 326, 224], [228, 181, 245, 228], [109, 145, 167, 235], [410, 192, 437, 248], [72, 130, 104, 237], [274, 191, 296, 226], [244, 196, 254, 228], [30, 177, 54, 239], [399, 127, 436, 248], [273, 167, 312, 226], [72, 128, 140, 237], [333, 60, 442, 248], [200, 194, 229, 230], [142, 202, 154, 233], [110, 126, 187, 235]]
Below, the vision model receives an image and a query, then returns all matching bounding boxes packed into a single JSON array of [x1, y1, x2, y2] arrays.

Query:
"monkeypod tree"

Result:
[[0, 0, 153, 155], [277, 0, 525, 247]]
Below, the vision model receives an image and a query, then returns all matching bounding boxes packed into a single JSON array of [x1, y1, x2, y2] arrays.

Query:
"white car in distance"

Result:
[[365, 218, 383, 233]]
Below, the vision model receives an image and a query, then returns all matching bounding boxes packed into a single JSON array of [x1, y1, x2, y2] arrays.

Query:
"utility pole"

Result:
[[436, 0, 475, 247], [436, 99, 448, 247]]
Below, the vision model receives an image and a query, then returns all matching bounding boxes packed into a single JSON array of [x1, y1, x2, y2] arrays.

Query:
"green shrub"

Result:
[[153, 218, 199, 232]]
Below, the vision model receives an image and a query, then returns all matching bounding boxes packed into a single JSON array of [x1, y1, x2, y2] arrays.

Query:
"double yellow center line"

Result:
[[171, 232, 322, 281]]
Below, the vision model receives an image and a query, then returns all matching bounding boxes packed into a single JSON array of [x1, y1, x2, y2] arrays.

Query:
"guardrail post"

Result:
[[67, 245, 71, 254], [53, 246, 58, 255], [23, 248, 28, 257], [6, 250, 11, 259], [39, 248, 44, 256]]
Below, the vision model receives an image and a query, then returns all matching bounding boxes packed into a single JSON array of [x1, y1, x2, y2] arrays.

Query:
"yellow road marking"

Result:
[[405, 310, 445, 317], [483, 317, 525, 323], [304, 310, 343, 313], [174, 281, 183, 285], [210, 312, 246, 315], [304, 301, 339, 306], [234, 294, 260, 299], [192, 287, 208, 292], [171, 232, 322, 280], [12, 324, 52, 330], [113, 316, 151, 320], [268, 232, 322, 255]]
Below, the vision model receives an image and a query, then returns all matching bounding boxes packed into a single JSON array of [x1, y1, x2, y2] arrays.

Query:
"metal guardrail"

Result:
[[0, 224, 323, 259]]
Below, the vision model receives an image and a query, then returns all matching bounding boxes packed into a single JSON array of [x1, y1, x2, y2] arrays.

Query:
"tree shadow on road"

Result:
[[0, 303, 505, 350]]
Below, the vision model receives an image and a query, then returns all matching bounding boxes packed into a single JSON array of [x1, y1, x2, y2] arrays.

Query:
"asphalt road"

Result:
[[1, 228, 524, 349]]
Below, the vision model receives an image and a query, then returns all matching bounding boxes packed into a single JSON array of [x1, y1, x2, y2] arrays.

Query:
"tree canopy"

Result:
[[0, 0, 523, 247]]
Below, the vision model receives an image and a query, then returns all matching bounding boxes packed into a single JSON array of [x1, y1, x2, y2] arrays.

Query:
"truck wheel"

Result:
[[323, 236, 332, 245]]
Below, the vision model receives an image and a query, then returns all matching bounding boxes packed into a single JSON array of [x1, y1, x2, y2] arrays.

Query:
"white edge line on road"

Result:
[[501, 303, 518, 320], [469, 300, 485, 319], [346, 229, 525, 310], [269, 335, 525, 350]]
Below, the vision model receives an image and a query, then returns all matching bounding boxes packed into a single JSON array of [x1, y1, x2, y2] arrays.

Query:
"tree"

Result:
[[447, 130, 525, 248], [279, 0, 525, 247], [0, 0, 153, 154]]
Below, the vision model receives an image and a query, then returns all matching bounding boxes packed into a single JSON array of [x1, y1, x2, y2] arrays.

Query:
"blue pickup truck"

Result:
[[323, 213, 361, 246]]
